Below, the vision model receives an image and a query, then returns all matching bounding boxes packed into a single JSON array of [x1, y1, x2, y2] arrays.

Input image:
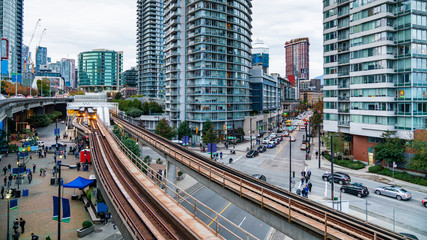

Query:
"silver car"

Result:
[[374, 185, 412, 201]]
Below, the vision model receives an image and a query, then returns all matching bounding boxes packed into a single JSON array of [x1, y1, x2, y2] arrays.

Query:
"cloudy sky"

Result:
[[23, 0, 323, 78]]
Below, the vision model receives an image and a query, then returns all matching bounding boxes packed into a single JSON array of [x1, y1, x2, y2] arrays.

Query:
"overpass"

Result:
[[112, 115, 410, 240], [0, 98, 71, 134]]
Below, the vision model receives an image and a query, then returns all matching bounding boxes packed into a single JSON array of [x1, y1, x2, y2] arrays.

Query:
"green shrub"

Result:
[[86, 187, 94, 201], [372, 168, 427, 186], [178, 171, 183, 176], [82, 220, 94, 229], [323, 153, 365, 170], [368, 165, 384, 173]]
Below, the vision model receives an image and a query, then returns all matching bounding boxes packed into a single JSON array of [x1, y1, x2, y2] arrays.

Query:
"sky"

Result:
[[23, 0, 323, 78]]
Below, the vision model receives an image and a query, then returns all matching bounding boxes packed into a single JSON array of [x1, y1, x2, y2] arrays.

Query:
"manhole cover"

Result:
[[94, 229, 103, 233]]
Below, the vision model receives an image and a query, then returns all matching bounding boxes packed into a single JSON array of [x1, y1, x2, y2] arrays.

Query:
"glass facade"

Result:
[[35, 46, 47, 72], [137, 0, 165, 99], [78, 50, 123, 92], [0, 0, 23, 74], [323, 0, 427, 139], [164, 0, 253, 130]]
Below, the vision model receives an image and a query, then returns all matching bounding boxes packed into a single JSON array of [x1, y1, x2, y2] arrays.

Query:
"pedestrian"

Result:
[[321, 141, 324, 147], [304, 185, 309, 197], [301, 188, 306, 198], [28, 173, 32, 184], [229, 158, 233, 164], [32, 164, 36, 174], [305, 175, 309, 184], [296, 188, 301, 195], [5, 149, 8, 157], [301, 170, 305, 177], [1, 185, 4, 199], [4, 175, 7, 186], [31, 233, 39, 240], [8, 174, 12, 188], [39, 168, 43, 176], [307, 169, 311, 179], [76, 162, 81, 171], [19, 217, 26, 233], [308, 182, 312, 192], [13, 218, 19, 234], [42, 169, 46, 177], [3, 166, 7, 175], [300, 177, 304, 186], [7, 163, 11, 173], [220, 151, 223, 159]]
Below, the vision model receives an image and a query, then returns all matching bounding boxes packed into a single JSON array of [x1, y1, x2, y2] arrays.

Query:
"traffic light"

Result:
[[259, 126, 261, 130], [196, 127, 198, 134]]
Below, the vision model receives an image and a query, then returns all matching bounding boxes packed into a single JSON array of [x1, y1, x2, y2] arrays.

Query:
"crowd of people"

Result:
[[296, 169, 313, 198]]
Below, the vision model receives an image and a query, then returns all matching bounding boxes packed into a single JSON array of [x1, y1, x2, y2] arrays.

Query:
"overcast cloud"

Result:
[[23, 0, 323, 78]]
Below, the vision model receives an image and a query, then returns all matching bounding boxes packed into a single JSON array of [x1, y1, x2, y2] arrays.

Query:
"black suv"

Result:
[[246, 150, 259, 158], [257, 145, 267, 153], [322, 172, 351, 185], [340, 183, 369, 198]]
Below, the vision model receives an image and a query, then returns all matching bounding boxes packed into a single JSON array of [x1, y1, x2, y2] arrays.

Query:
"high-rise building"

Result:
[[137, 0, 164, 99], [121, 67, 138, 88], [285, 37, 310, 86], [322, 0, 427, 163], [35, 46, 47, 72], [163, 0, 253, 130], [0, 0, 23, 75], [252, 39, 269, 74], [78, 49, 123, 92], [48, 58, 76, 88]]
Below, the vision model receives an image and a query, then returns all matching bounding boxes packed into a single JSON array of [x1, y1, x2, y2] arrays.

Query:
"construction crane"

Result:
[[23, 19, 41, 71], [32, 28, 47, 73]]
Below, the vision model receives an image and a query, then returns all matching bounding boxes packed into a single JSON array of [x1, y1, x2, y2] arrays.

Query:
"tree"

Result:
[[177, 121, 191, 139], [112, 125, 122, 139], [374, 130, 405, 165], [155, 118, 176, 140], [202, 126, 218, 145], [202, 120, 213, 137], [321, 132, 345, 157], [29, 115, 52, 128], [122, 136, 141, 158], [310, 111, 323, 136], [141, 102, 150, 115], [114, 92, 122, 100], [36, 78, 51, 96], [407, 130, 427, 174], [126, 107, 143, 118]]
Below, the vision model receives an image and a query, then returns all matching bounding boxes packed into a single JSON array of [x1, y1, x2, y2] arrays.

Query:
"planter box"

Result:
[[177, 173, 185, 181], [77, 225, 94, 238]]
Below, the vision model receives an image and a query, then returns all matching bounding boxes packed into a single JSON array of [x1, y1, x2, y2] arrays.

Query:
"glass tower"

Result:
[[323, 0, 427, 161], [78, 49, 123, 92], [164, 0, 253, 130], [0, 0, 23, 74], [137, 0, 165, 99]]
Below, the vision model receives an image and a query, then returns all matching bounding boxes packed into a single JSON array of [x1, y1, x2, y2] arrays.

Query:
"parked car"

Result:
[[252, 174, 266, 181], [257, 145, 267, 153], [374, 185, 412, 201], [267, 142, 276, 148], [300, 144, 307, 150], [270, 133, 277, 138], [246, 150, 259, 158], [283, 131, 289, 137], [340, 183, 369, 198], [51, 142, 67, 149], [262, 137, 270, 144], [422, 198, 427, 208], [322, 172, 351, 185], [290, 136, 296, 142]]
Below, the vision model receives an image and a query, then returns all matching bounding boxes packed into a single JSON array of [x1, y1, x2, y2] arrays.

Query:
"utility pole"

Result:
[[210, 127, 213, 159], [250, 118, 253, 150], [289, 135, 292, 192], [305, 121, 308, 160], [58, 162, 62, 240], [318, 124, 321, 168]]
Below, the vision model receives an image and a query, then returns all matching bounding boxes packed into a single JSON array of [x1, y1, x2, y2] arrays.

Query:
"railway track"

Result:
[[89, 120, 195, 240], [112, 115, 409, 240]]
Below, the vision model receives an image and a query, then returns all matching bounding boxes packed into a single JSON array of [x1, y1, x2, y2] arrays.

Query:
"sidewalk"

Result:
[[304, 138, 427, 194]]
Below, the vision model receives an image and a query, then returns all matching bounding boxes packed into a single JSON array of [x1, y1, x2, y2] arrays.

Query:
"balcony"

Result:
[[338, 121, 350, 127], [338, 108, 349, 113], [338, 96, 349, 101]]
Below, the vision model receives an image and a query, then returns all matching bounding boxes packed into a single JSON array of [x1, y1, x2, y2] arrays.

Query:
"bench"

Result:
[[82, 196, 101, 223]]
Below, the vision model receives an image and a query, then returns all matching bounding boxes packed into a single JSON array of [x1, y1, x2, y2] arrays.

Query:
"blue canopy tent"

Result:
[[63, 176, 94, 190]]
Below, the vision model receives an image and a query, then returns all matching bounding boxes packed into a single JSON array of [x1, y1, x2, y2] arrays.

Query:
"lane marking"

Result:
[[227, 155, 242, 166], [273, 132, 298, 158], [238, 216, 246, 227], [208, 202, 231, 226]]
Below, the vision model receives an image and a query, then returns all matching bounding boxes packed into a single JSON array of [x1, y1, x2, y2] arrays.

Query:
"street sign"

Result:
[[54, 128, 60, 136]]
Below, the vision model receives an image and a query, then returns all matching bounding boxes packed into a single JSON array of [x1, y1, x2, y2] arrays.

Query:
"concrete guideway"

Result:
[[113, 115, 407, 240]]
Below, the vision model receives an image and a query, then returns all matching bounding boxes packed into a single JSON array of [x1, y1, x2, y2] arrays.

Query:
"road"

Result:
[[179, 115, 427, 239]]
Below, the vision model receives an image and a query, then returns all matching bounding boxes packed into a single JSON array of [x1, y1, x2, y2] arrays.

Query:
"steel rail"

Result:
[[92, 120, 183, 240], [112, 115, 408, 240]]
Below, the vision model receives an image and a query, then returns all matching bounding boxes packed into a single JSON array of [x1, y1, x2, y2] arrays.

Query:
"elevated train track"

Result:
[[88, 119, 222, 240], [112, 115, 410, 240]]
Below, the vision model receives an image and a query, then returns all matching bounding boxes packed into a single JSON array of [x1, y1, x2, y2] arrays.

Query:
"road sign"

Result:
[[54, 128, 60, 136]]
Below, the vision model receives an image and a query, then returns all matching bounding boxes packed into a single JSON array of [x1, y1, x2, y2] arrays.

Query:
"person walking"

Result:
[[32, 164, 36, 174], [19, 217, 26, 233], [301, 170, 305, 178], [7, 163, 11, 173], [31, 233, 39, 240], [305, 175, 310, 184], [220, 151, 223, 159], [304, 185, 309, 198], [28, 173, 32, 184], [300, 177, 304, 186], [307, 169, 311, 179], [1, 185, 4, 199], [4, 175, 7, 186], [3, 166, 7, 176], [301, 187, 307, 198], [13, 218, 19, 234], [8, 174, 13, 188], [308, 182, 312, 192]]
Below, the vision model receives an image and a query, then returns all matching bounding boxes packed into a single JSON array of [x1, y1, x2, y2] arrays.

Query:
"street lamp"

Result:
[[250, 117, 253, 150], [305, 121, 309, 160], [6, 191, 12, 240], [330, 134, 339, 209], [57, 154, 64, 240]]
